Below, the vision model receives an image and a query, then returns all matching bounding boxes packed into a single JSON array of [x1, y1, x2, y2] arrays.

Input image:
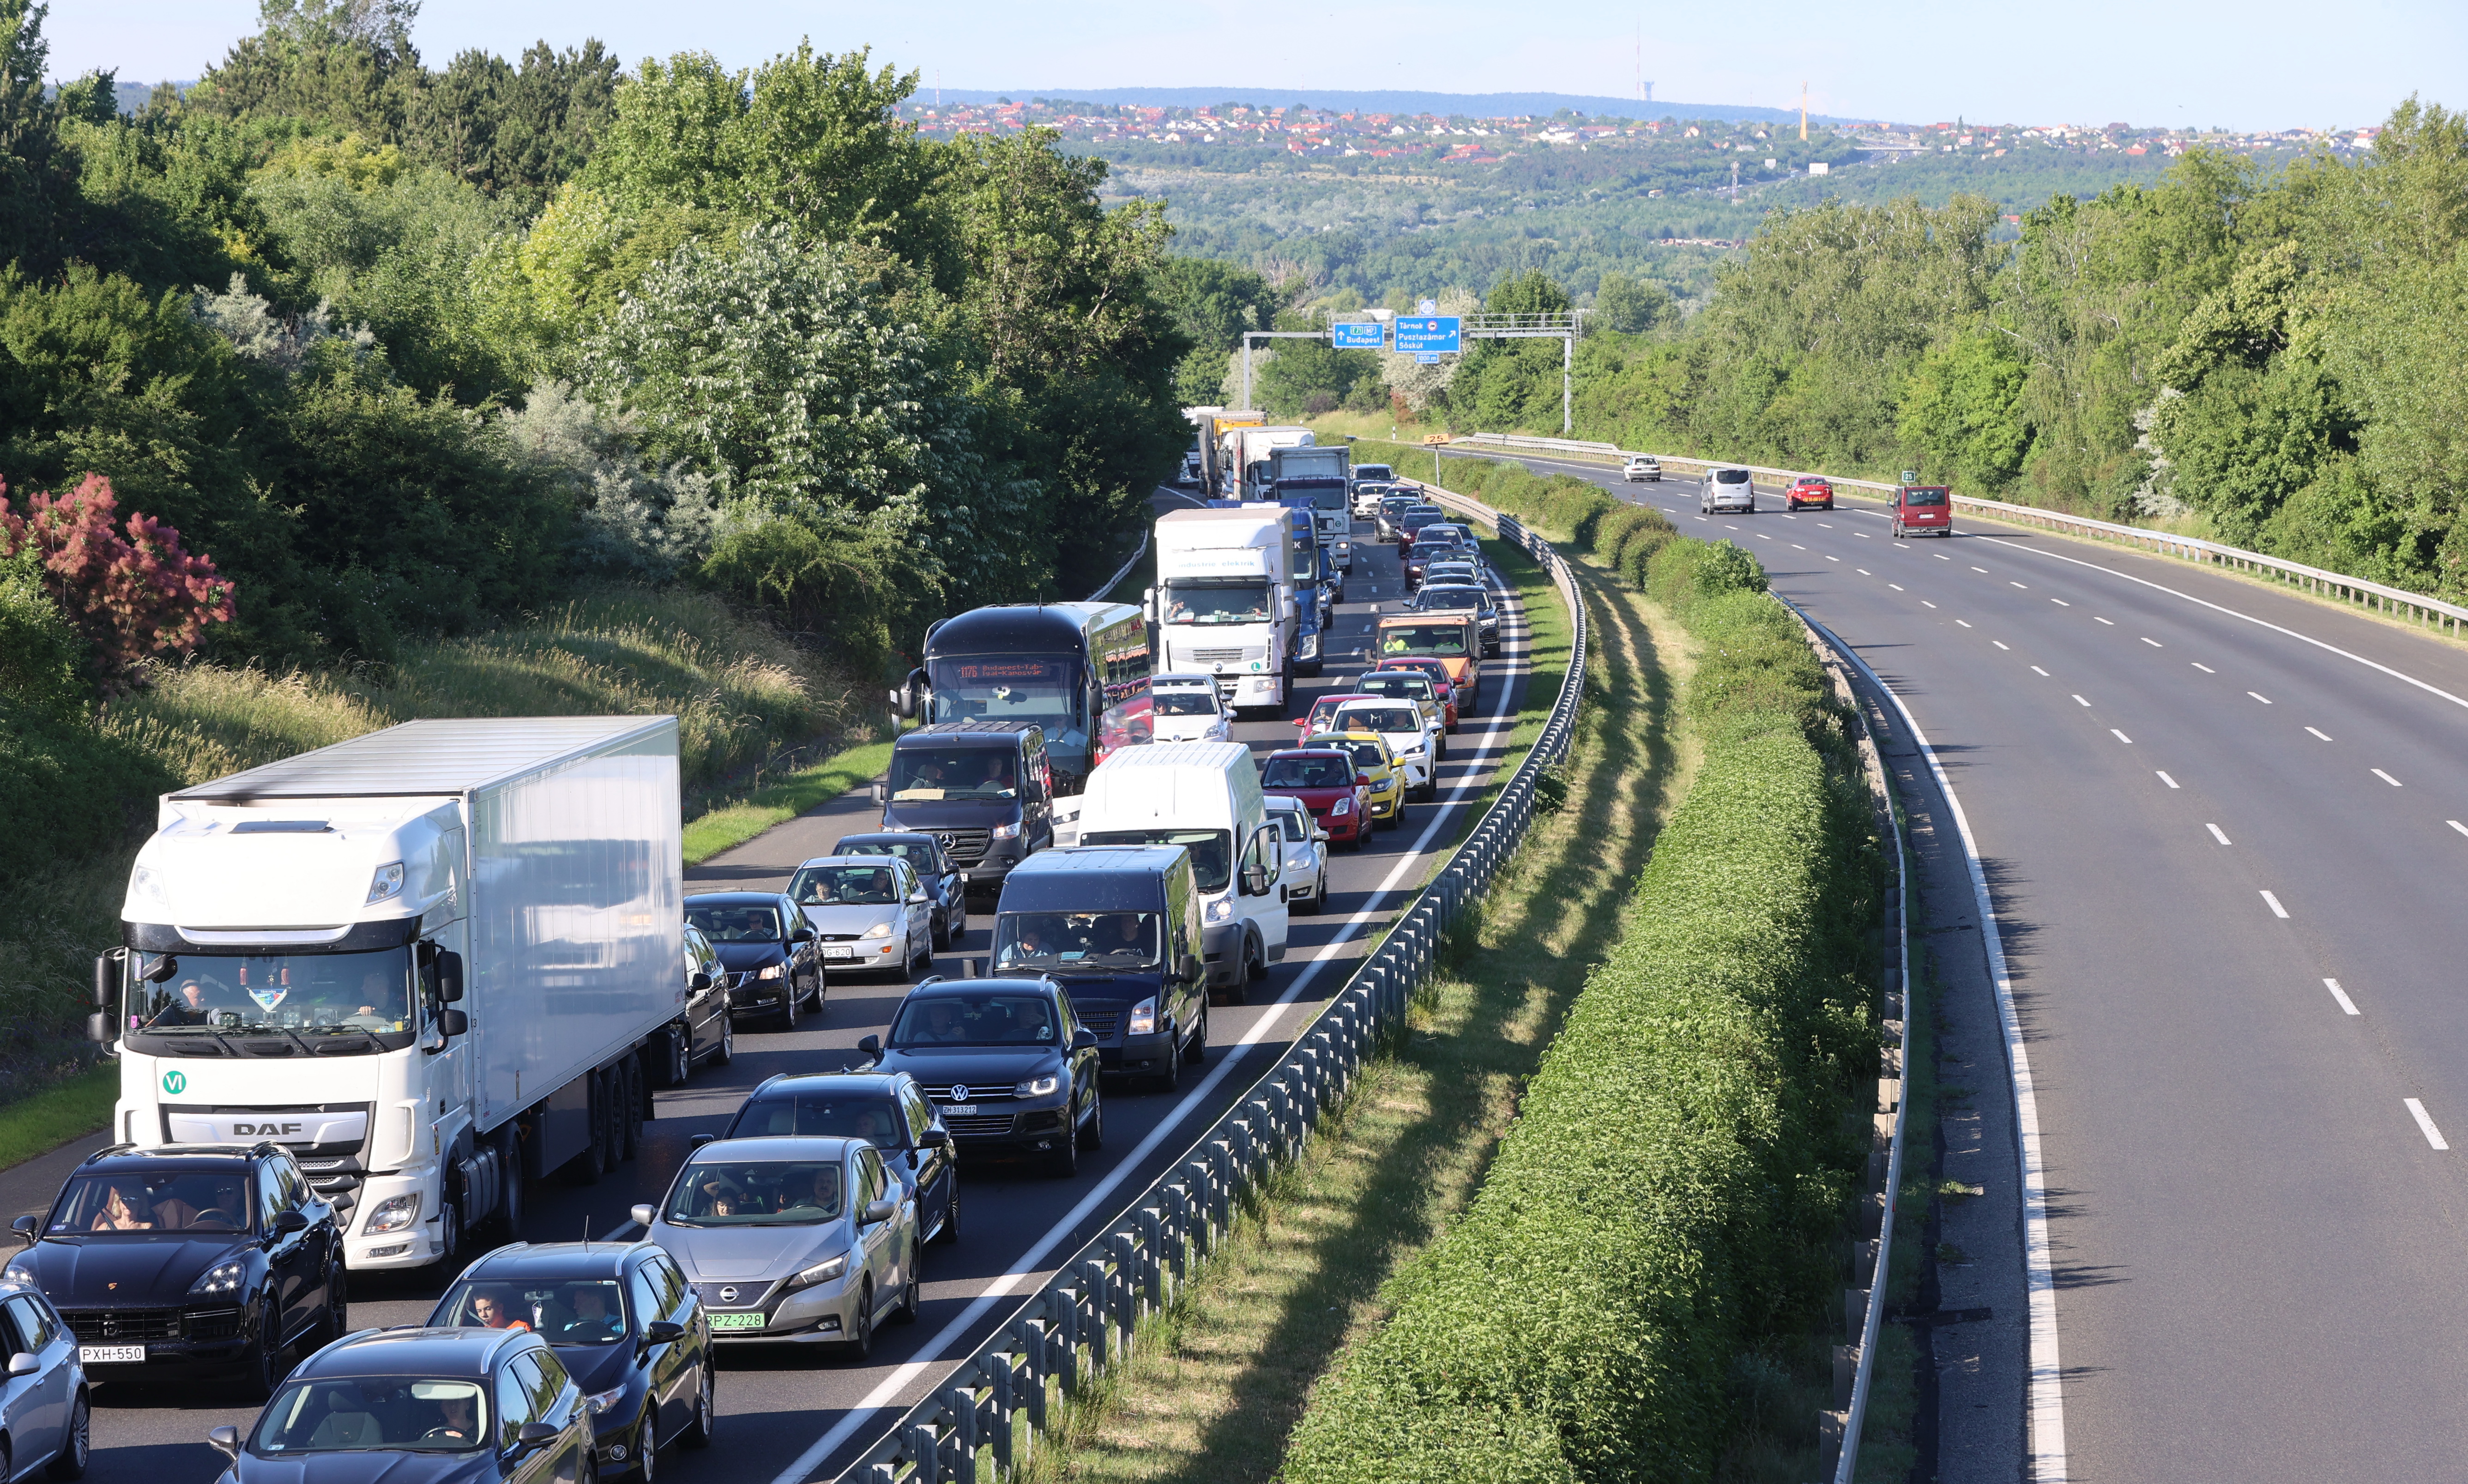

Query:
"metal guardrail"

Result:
[[836, 497, 1587, 1484], [1452, 434, 2468, 636], [1087, 531, 1150, 604]]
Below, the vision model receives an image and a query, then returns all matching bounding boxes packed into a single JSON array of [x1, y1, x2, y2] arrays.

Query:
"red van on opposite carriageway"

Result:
[[1891, 483, 1952, 538]]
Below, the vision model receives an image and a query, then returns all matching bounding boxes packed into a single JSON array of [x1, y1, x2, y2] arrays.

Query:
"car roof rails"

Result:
[[79, 1143, 138, 1164]]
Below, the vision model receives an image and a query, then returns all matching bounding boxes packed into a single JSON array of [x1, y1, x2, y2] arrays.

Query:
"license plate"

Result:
[[79, 1345, 145, 1364], [823, 945, 857, 959], [707, 1313, 766, 1332], [946, 1105, 978, 1116]]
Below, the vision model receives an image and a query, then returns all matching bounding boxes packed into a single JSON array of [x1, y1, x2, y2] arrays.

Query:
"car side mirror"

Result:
[[6, 1352, 36, 1378], [861, 1197, 896, 1227], [631, 1203, 657, 1227], [688, 1134, 715, 1150], [436, 1008, 469, 1038], [790, 928, 814, 944], [918, 1127, 950, 1148], [643, 1319, 684, 1345], [909, 891, 928, 905], [857, 1034, 882, 1058], [1180, 954, 1203, 985], [1073, 1027, 1098, 1051], [11, 1214, 36, 1246], [207, 1425, 242, 1460], [688, 970, 712, 992], [515, 1421, 561, 1450], [1243, 864, 1272, 897], [271, 1209, 310, 1235]]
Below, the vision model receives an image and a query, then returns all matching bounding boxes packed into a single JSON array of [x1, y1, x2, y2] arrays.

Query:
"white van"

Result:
[[1076, 742, 1289, 999]]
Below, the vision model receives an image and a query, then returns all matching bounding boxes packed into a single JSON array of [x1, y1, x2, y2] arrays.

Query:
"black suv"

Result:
[[7, 1143, 344, 1398], [858, 977, 1103, 1177]]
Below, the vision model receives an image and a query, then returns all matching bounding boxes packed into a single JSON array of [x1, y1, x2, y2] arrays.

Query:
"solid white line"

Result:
[[2031, 665, 2050, 676], [2308, 727, 2334, 741], [2248, 692, 2272, 704], [2191, 663, 2215, 673], [1788, 612, 2069, 1484], [2374, 768, 2403, 787], [2094, 616, 2114, 626], [2110, 729, 2133, 744], [2157, 771, 2180, 788], [2206, 823, 2231, 845], [2071, 694, 2090, 706], [2324, 978, 2360, 1016], [2407, 1098, 2449, 1151], [764, 573, 1536, 1484], [2261, 890, 2289, 918], [2139, 637, 2163, 647]]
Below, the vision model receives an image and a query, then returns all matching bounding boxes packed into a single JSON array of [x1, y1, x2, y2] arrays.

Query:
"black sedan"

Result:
[[832, 833, 968, 949], [858, 976, 1102, 1177], [719, 1072, 960, 1244], [684, 893, 824, 1031], [209, 1326, 600, 1484], [7, 1143, 343, 1399], [428, 1242, 714, 1484]]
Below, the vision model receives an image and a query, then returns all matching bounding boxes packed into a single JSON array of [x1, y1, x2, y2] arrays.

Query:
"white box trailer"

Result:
[[1152, 507, 1296, 714], [97, 717, 683, 1270], [1075, 742, 1288, 995]]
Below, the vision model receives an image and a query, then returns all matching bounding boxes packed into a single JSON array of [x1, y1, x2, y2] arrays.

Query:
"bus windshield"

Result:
[[928, 655, 1078, 732]]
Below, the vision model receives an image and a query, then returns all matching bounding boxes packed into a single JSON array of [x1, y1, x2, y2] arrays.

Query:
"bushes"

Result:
[[1285, 533, 1876, 1484]]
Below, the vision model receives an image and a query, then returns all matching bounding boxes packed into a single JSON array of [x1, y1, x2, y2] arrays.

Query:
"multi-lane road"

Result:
[[52, 510, 1539, 1484], [1526, 455, 2468, 1481]]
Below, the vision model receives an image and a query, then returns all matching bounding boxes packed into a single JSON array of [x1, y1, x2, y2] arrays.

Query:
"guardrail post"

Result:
[[905, 1420, 939, 1484], [989, 1357, 1015, 1473]]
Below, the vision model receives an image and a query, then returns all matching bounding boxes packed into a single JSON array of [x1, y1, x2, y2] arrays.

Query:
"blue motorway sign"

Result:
[[1331, 321, 1385, 349], [1393, 316, 1461, 355]]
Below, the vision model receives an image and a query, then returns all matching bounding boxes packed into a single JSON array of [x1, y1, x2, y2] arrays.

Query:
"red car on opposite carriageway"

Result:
[[1785, 476, 1834, 511], [1258, 747, 1371, 849]]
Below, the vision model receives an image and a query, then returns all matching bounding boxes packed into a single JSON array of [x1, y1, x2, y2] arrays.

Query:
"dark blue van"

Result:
[[987, 847, 1208, 1091], [874, 720, 1055, 893]]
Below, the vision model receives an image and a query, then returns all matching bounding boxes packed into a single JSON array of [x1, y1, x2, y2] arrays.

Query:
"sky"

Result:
[[48, 0, 2468, 132]]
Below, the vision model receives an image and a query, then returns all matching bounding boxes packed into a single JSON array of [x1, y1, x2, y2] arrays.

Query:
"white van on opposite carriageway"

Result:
[[1075, 742, 1289, 1000]]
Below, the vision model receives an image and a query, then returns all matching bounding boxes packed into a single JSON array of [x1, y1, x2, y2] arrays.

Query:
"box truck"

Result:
[[1151, 507, 1296, 714], [1267, 444, 1355, 573], [92, 717, 684, 1271], [1075, 743, 1288, 998], [1226, 425, 1311, 501]]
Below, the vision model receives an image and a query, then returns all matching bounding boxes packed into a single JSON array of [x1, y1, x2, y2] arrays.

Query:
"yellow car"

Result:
[[1305, 730, 1405, 829]]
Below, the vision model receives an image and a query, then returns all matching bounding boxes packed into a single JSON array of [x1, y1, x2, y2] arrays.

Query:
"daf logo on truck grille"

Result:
[[232, 1121, 303, 1137]]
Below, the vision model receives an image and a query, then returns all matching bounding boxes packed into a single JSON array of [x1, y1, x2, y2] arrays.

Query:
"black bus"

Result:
[[893, 602, 1152, 793]]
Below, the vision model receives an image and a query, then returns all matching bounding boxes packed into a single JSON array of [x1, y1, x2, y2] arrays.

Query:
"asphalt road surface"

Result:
[[1539, 455, 2468, 1481], [66, 508, 1538, 1484]]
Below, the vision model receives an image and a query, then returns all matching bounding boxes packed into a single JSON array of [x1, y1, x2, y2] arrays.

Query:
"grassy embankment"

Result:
[[1012, 520, 1680, 1484], [0, 583, 881, 1153]]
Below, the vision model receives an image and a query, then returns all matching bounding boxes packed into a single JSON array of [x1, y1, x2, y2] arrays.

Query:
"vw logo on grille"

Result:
[[950, 1085, 970, 1102], [718, 1286, 739, 1305]]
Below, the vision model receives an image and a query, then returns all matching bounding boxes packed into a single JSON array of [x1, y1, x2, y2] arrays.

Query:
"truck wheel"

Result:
[[489, 1134, 526, 1243], [664, 1026, 690, 1088], [1244, 935, 1268, 985]]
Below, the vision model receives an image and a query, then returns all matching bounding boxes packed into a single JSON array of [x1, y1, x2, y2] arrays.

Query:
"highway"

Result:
[[1530, 456, 2468, 1481], [61, 512, 1540, 1484]]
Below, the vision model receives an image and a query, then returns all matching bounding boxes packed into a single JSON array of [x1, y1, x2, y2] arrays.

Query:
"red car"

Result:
[[1260, 747, 1370, 848], [1375, 658, 1461, 729], [1892, 484, 1952, 537], [1785, 476, 1834, 511], [1296, 692, 1378, 738]]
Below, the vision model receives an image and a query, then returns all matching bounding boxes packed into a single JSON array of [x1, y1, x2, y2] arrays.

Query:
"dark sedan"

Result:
[[684, 893, 823, 1031], [832, 834, 968, 949], [428, 1242, 714, 1484], [858, 977, 1103, 1177], [1409, 583, 1500, 653], [209, 1326, 598, 1484], [7, 1143, 343, 1399], [720, 1073, 959, 1245]]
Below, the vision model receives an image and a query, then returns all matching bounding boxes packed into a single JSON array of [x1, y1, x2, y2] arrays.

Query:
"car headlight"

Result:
[[755, 963, 785, 980], [1332, 796, 1352, 815], [990, 821, 1022, 840], [1300, 633, 1320, 658], [1127, 998, 1157, 1037], [1014, 1072, 1060, 1097], [585, 1385, 628, 1416], [785, 1253, 849, 1292], [1206, 895, 1234, 923], [861, 921, 893, 939], [3, 1262, 34, 1285], [362, 1193, 420, 1235], [190, 1257, 247, 1296]]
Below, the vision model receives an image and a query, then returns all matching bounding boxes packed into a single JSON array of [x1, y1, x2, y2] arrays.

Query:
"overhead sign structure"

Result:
[[1417, 298, 1437, 314], [1417, 353, 1440, 365], [1393, 316, 1462, 356], [1330, 321, 1386, 350]]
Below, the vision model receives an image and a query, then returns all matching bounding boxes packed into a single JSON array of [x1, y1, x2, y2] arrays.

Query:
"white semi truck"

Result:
[[1151, 507, 1296, 715], [1225, 425, 1311, 501], [1267, 443, 1355, 573], [91, 717, 685, 1271]]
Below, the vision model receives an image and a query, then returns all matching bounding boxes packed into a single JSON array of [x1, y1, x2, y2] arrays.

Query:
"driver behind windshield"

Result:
[[557, 1284, 626, 1343]]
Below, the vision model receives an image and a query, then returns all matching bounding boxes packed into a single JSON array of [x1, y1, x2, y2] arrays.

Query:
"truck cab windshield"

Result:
[[122, 946, 416, 1054], [1161, 581, 1271, 625]]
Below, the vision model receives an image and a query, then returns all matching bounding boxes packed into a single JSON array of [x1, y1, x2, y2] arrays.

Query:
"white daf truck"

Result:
[[1151, 507, 1297, 716], [90, 717, 684, 1271]]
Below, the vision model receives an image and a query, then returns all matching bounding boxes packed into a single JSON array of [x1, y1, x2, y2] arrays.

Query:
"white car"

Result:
[[1623, 455, 1660, 482], [785, 856, 936, 979], [1148, 673, 1235, 743], [1332, 698, 1441, 802], [1702, 466, 1756, 513], [1262, 796, 1328, 916]]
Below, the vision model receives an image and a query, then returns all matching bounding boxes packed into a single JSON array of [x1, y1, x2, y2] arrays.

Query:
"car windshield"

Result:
[[1153, 691, 1218, 716], [788, 865, 901, 906], [888, 993, 1062, 1046], [1323, 738, 1388, 772], [1262, 755, 1352, 789], [1080, 828, 1232, 893], [252, 1378, 489, 1454], [686, 904, 782, 942], [1904, 488, 1949, 506], [995, 912, 1161, 970], [730, 1096, 905, 1148], [837, 840, 934, 868], [1353, 675, 1428, 703], [1379, 625, 1468, 657], [120, 946, 415, 1051], [1338, 706, 1420, 735], [1160, 580, 1272, 625], [888, 748, 1019, 801], [1417, 588, 1484, 612], [1305, 697, 1366, 729], [50, 1170, 250, 1234], [433, 1280, 629, 1344], [664, 1159, 845, 1225]]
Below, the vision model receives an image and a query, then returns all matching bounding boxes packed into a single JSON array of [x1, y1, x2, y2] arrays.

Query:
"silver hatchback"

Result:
[[632, 1136, 920, 1361]]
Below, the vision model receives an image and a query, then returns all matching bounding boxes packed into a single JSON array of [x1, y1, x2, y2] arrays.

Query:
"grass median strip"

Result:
[[681, 737, 895, 867], [0, 1066, 115, 1173], [1014, 552, 1686, 1484]]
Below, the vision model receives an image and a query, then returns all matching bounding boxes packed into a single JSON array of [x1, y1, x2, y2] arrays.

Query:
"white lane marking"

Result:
[[2157, 771, 2181, 788], [2408, 1098, 2450, 1151], [1856, 531, 1872, 539], [1818, 521, 1835, 528], [1694, 515, 1709, 522], [2094, 616, 2115, 626], [1972, 566, 1990, 573], [1756, 533, 1774, 541], [1782, 513, 1798, 520], [2206, 823, 2231, 845], [1922, 600, 1938, 609], [1889, 584, 1905, 591], [1956, 619, 1973, 628], [1826, 554, 1841, 562], [761, 589, 1533, 1484], [2110, 729, 2134, 744], [1793, 543, 1807, 550], [2261, 890, 2289, 918], [2191, 662, 2215, 673], [2010, 581, 2028, 589], [2139, 636, 2163, 647], [2249, 692, 2272, 705], [1857, 568, 1871, 575], [1934, 553, 1950, 560], [2072, 694, 2091, 706], [2450, 820, 2468, 837], [2031, 665, 2050, 676], [2325, 978, 2361, 1016], [1724, 524, 1740, 530], [2051, 598, 2070, 606], [1993, 641, 2010, 650], [1783, 607, 2070, 1484], [2374, 768, 2403, 787], [2308, 727, 2334, 741]]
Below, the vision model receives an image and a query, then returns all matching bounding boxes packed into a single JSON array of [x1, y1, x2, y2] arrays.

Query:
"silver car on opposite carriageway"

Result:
[[632, 1136, 920, 1362]]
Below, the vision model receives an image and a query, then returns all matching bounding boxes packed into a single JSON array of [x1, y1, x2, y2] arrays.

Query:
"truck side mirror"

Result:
[[436, 1008, 469, 1038], [431, 949, 464, 1003], [1180, 954, 1203, 985], [86, 1013, 115, 1047], [1243, 864, 1272, 897], [93, 948, 121, 1007]]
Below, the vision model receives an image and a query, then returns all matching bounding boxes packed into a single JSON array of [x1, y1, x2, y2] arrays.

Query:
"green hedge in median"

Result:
[[1284, 537, 1876, 1484]]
